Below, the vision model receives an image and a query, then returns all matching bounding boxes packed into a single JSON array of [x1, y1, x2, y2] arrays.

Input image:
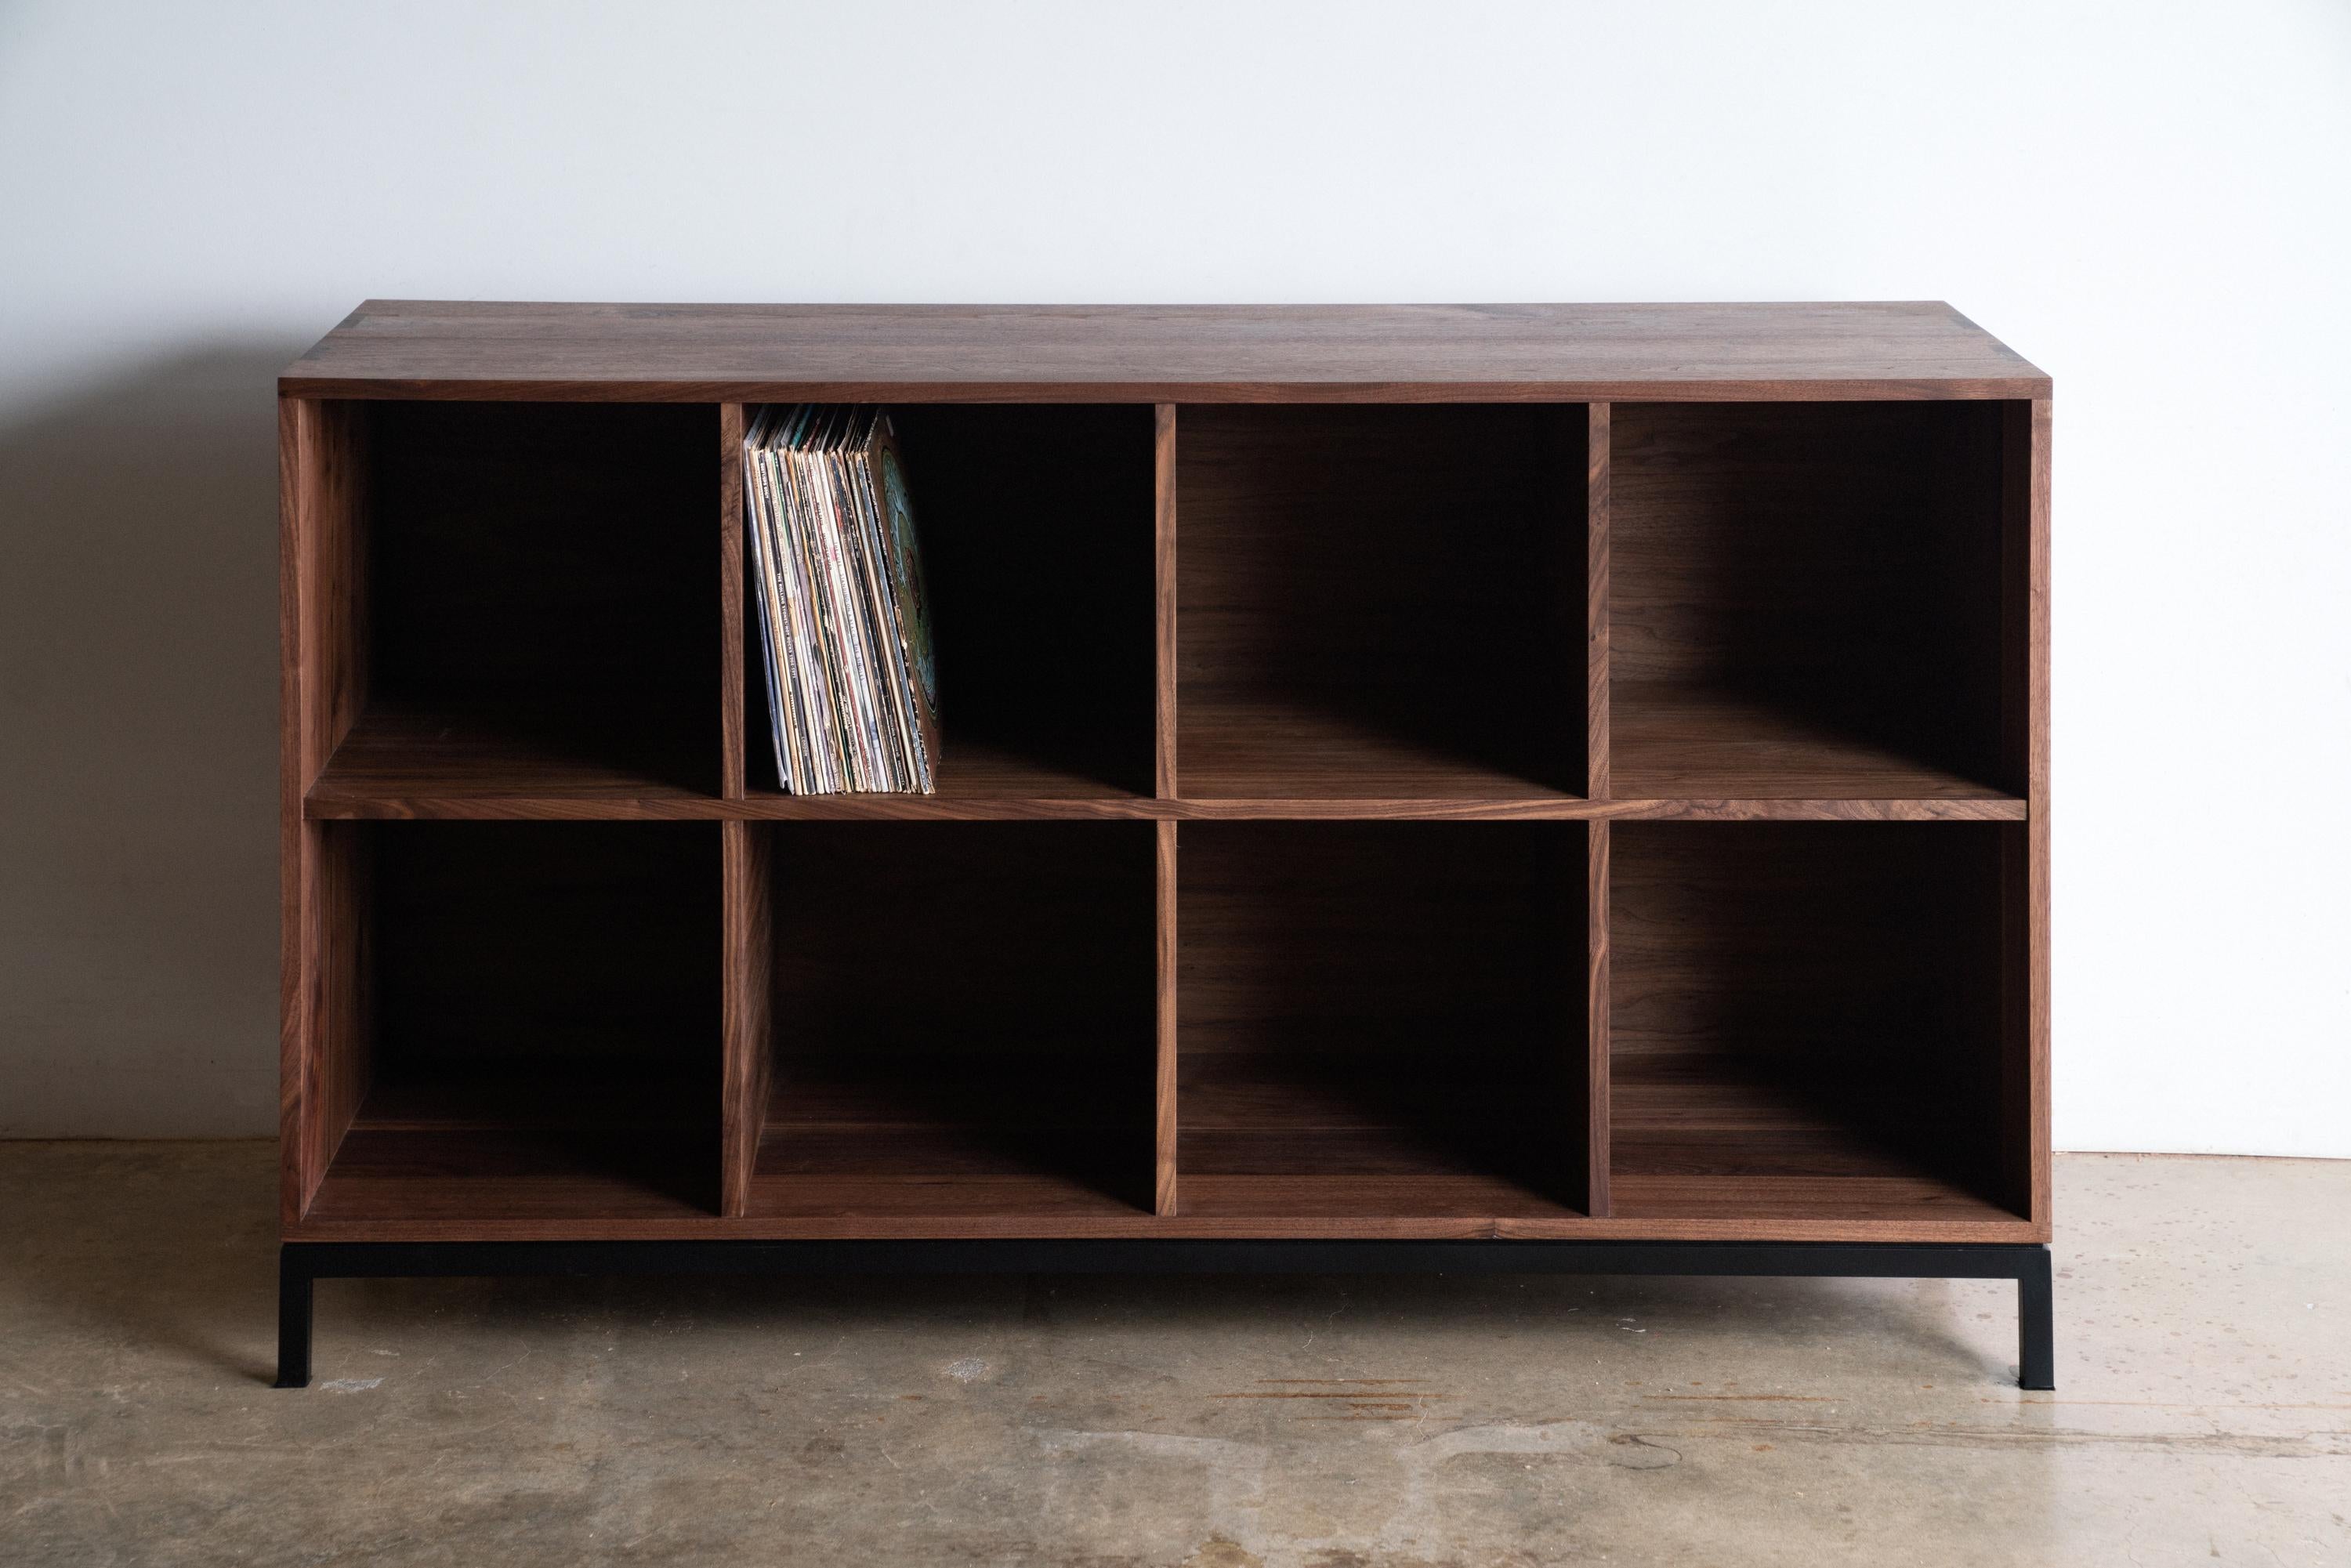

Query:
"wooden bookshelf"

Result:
[[281, 302, 2049, 1248]]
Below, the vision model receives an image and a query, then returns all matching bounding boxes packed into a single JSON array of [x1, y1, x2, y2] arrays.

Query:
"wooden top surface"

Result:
[[282, 301, 2048, 401]]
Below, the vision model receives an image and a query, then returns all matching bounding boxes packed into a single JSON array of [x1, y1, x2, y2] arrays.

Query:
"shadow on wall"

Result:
[[0, 343, 304, 1135]]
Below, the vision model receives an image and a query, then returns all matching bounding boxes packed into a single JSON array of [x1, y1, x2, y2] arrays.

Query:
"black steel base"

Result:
[[275, 1238, 2054, 1392]]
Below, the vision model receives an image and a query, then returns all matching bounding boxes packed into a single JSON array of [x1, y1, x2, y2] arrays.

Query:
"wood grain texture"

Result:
[[280, 397, 369, 1223], [1585, 822, 1610, 1217], [751, 1066, 1147, 1226], [281, 400, 371, 784], [1155, 820, 1179, 1215], [1611, 400, 2010, 798], [282, 307, 2052, 1251], [1566, 797, 2024, 822], [719, 403, 748, 801], [1610, 822, 2030, 1233], [1176, 1171, 1581, 1222], [307, 704, 712, 813], [1176, 695, 1585, 802], [284, 1206, 2040, 1244], [1585, 402, 1610, 799], [1178, 823, 1589, 1214], [2019, 399, 2052, 1226], [1606, 1169, 2023, 1227], [1610, 685, 2020, 800], [760, 824, 1157, 1215], [282, 302, 2049, 402], [305, 1073, 711, 1226], [321, 822, 724, 1218], [308, 775, 2027, 823], [1177, 405, 1581, 798], [281, 823, 371, 1226], [721, 822, 773, 1217], [1155, 404, 1179, 798]]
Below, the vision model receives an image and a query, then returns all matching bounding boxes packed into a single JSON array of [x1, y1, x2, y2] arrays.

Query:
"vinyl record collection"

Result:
[[744, 407, 941, 794]]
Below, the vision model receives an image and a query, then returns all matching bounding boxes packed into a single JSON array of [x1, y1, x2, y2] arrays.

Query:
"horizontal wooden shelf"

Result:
[[1609, 1066, 2022, 1228], [1161, 797, 2023, 821], [310, 777, 2023, 825], [285, 1211, 2043, 1243], [739, 730, 1151, 817], [314, 797, 2020, 823], [1176, 1059, 1578, 1222], [306, 1075, 714, 1228], [1173, 1173, 1582, 1222], [1607, 1163, 2020, 1226], [307, 1056, 2027, 1236], [282, 301, 2051, 402], [726, 1048, 1143, 1223], [303, 1133, 713, 1229], [1176, 692, 1580, 802], [291, 1041, 2038, 1243], [308, 705, 712, 817], [758, 1064, 1138, 1174], [1610, 684, 2013, 800]]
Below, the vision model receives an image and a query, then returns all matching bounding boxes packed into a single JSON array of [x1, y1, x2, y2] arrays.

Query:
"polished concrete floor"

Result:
[[2, 1147, 2345, 1566]]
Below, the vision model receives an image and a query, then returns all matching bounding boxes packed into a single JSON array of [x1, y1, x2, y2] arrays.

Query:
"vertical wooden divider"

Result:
[[719, 403, 748, 802], [722, 822, 773, 1218], [1584, 403, 1610, 802], [718, 403, 770, 1217], [1581, 402, 1612, 1216], [281, 397, 371, 1226], [1154, 404, 1180, 1216], [1583, 821, 1611, 1217], [1154, 404, 1179, 801], [1155, 820, 1179, 1216], [1998, 397, 2052, 1231]]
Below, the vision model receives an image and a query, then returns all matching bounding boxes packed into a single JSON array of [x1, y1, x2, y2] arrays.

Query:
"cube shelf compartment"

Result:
[[1175, 822, 1589, 1220], [283, 302, 2048, 1252], [1608, 401, 2012, 798], [743, 822, 1157, 1226], [306, 400, 723, 810], [741, 405, 1160, 806], [1175, 405, 1585, 801], [1607, 821, 2022, 1226], [301, 821, 722, 1227]]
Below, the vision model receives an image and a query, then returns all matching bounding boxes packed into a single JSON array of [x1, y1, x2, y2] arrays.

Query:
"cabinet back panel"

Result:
[[768, 823, 1156, 1066], [368, 401, 720, 788], [369, 822, 722, 1077], [1177, 821, 1586, 1195], [1612, 402, 2006, 785], [1176, 406, 1581, 788], [1179, 822, 1583, 1065], [1611, 822, 2008, 1195]]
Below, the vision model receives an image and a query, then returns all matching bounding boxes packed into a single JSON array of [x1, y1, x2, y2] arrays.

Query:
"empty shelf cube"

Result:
[[1176, 822, 1592, 1219], [746, 822, 1158, 1222], [309, 400, 722, 806], [1176, 405, 1587, 800], [1608, 821, 2028, 1226], [1609, 401, 2018, 798], [307, 822, 723, 1224]]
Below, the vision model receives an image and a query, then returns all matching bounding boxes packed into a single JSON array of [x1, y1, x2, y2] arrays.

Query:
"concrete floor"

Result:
[[1, 1149, 2346, 1566]]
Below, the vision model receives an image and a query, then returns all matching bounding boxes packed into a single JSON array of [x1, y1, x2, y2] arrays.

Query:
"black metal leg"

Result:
[[274, 1247, 313, 1389], [2017, 1246, 2054, 1391]]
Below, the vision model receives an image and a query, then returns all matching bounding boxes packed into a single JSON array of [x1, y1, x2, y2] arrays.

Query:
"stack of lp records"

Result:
[[744, 407, 940, 794]]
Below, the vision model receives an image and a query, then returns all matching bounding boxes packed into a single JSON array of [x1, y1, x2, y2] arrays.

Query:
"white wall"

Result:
[[2, 1, 2346, 1153]]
